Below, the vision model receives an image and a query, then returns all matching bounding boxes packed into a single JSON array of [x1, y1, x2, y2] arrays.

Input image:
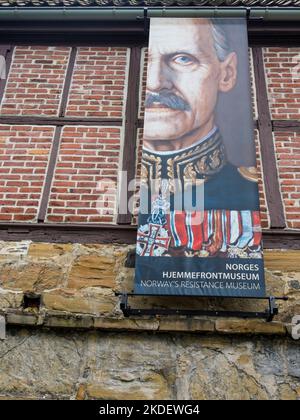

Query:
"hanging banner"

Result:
[[134, 17, 266, 297]]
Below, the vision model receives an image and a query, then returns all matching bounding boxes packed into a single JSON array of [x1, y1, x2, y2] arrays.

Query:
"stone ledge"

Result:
[[158, 317, 215, 333], [0, 309, 288, 336], [215, 319, 287, 335]]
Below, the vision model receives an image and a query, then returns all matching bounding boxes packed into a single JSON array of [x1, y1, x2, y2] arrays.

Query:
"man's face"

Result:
[[144, 18, 237, 145]]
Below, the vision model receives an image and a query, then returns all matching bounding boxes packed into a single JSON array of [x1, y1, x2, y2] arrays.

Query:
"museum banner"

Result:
[[134, 17, 266, 297]]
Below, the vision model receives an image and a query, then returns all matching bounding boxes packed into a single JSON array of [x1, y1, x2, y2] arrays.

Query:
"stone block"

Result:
[[93, 317, 159, 331], [158, 317, 215, 333], [264, 250, 300, 272], [0, 329, 84, 397], [86, 371, 171, 400], [215, 319, 286, 335], [28, 243, 73, 258], [44, 314, 94, 329], [42, 288, 118, 316], [6, 313, 38, 326], [68, 255, 116, 289], [0, 241, 31, 257], [0, 262, 63, 292], [0, 290, 23, 310]]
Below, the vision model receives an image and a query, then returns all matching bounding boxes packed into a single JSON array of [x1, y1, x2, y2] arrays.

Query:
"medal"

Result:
[[137, 180, 171, 257]]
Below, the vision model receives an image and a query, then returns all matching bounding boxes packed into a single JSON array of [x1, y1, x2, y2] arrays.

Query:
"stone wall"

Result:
[[0, 329, 299, 400], [0, 241, 299, 326], [0, 241, 299, 400]]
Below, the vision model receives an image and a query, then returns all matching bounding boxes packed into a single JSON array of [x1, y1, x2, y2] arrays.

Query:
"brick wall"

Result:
[[264, 47, 300, 229], [0, 125, 54, 222], [66, 47, 129, 118], [274, 131, 300, 229], [1, 47, 70, 116], [0, 45, 129, 224], [46, 126, 122, 224], [264, 47, 300, 120], [0, 45, 299, 228], [138, 48, 147, 119]]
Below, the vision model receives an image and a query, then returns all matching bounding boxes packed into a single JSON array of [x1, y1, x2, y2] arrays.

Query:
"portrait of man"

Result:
[[137, 18, 262, 260]]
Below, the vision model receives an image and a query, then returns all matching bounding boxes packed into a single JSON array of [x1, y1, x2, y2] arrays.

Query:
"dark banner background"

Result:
[[135, 256, 265, 297]]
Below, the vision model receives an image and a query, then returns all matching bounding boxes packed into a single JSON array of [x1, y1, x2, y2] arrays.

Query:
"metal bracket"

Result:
[[0, 315, 6, 340], [143, 7, 148, 36], [117, 293, 287, 322], [267, 296, 279, 322], [136, 7, 149, 37]]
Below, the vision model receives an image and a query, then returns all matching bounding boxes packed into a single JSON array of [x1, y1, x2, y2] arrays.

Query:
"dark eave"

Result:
[[0, 0, 300, 7]]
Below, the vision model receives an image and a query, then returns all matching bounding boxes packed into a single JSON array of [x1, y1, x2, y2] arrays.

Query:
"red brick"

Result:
[[0, 124, 54, 222], [66, 47, 129, 118], [1, 46, 70, 116], [46, 126, 121, 224], [264, 47, 300, 120], [274, 131, 300, 228]]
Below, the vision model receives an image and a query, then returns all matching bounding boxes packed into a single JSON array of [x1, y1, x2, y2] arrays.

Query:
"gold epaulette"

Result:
[[237, 166, 259, 183]]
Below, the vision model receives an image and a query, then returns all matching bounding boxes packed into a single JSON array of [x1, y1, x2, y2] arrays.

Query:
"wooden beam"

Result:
[[117, 46, 142, 224], [38, 47, 78, 222], [0, 116, 123, 126], [37, 126, 62, 223], [2, 115, 297, 132], [252, 47, 286, 229], [0, 223, 137, 245], [0, 223, 299, 249], [263, 229, 300, 250], [59, 47, 77, 117]]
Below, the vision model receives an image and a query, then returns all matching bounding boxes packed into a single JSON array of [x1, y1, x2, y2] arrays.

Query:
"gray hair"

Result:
[[211, 19, 231, 62]]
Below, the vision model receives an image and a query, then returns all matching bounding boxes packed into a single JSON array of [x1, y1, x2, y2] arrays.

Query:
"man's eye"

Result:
[[172, 55, 194, 66]]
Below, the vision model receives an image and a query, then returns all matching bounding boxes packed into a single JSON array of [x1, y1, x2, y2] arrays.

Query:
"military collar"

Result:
[[141, 128, 227, 186], [142, 126, 218, 156]]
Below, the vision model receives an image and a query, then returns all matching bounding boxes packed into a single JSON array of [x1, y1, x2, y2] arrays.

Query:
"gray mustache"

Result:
[[145, 90, 190, 111]]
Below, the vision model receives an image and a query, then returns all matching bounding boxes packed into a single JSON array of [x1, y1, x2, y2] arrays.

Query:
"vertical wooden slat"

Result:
[[38, 47, 77, 222], [59, 46, 77, 117], [117, 46, 142, 224], [0, 45, 14, 106], [252, 47, 286, 229], [38, 126, 62, 223]]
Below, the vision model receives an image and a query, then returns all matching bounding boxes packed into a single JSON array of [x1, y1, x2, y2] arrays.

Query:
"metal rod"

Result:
[[116, 292, 288, 301], [117, 293, 284, 321], [127, 308, 270, 318]]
